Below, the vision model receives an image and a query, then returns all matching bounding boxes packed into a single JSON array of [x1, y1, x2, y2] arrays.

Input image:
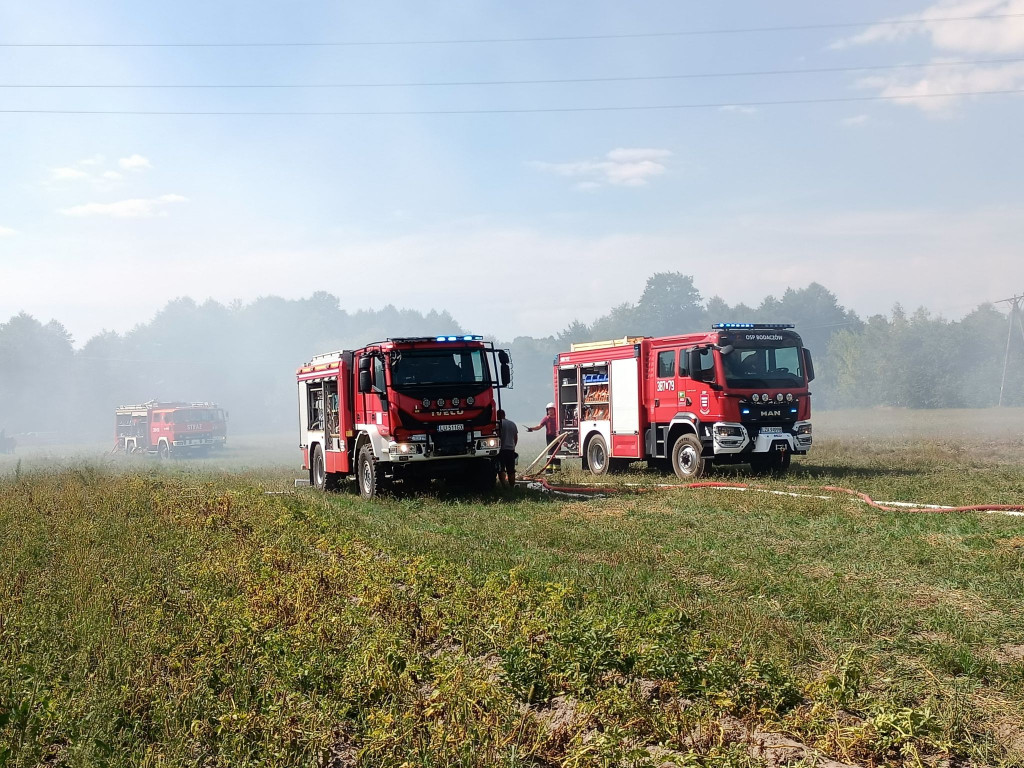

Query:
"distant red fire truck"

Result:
[[115, 401, 227, 458], [296, 335, 512, 497], [553, 324, 814, 478]]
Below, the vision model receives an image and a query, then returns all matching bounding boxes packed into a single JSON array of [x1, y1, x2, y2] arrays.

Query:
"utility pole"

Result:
[[996, 294, 1024, 407]]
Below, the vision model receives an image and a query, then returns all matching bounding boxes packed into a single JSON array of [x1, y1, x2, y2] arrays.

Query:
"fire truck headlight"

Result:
[[786, 393, 794, 402], [451, 397, 461, 407], [436, 398, 446, 408], [478, 437, 500, 450], [422, 397, 431, 408], [762, 393, 770, 402], [751, 394, 760, 403], [466, 396, 475, 406], [776, 393, 784, 402], [714, 425, 744, 437], [393, 443, 417, 454], [796, 423, 812, 436]]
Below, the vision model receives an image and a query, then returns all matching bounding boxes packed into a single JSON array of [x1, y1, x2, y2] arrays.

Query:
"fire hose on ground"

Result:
[[515, 433, 1024, 517]]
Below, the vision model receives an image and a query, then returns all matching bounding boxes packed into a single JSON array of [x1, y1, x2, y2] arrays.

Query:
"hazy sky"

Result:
[[1, 0, 1022, 344]]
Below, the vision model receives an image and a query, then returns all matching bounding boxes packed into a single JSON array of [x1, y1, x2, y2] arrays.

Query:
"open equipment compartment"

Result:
[[556, 366, 580, 455], [581, 366, 609, 421]]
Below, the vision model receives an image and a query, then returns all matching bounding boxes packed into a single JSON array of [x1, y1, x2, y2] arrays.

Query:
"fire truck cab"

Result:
[[297, 335, 512, 497], [554, 324, 814, 478]]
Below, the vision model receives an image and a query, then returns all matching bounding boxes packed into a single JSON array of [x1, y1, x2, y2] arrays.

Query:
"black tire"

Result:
[[750, 450, 791, 476], [470, 459, 496, 492], [357, 444, 382, 499], [671, 433, 706, 480], [158, 441, 170, 460], [586, 435, 610, 476], [649, 457, 674, 474], [312, 444, 328, 490]]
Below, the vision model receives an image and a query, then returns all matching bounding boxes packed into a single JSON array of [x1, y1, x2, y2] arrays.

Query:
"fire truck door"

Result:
[[609, 358, 641, 458], [651, 348, 684, 425]]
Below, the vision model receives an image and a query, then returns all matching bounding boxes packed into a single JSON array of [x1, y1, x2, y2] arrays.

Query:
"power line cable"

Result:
[[1, 13, 1021, 48], [4, 57, 1023, 89], [1, 88, 1021, 115]]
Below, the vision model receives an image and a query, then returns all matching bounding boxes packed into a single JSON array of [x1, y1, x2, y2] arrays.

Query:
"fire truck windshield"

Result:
[[390, 348, 490, 389], [171, 409, 214, 423], [722, 346, 804, 389]]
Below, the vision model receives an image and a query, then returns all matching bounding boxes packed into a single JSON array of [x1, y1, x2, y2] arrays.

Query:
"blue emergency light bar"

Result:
[[712, 323, 795, 330], [435, 334, 484, 342]]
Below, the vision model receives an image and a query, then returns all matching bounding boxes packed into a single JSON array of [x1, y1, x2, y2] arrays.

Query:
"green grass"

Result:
[[2, 412, 1024, 766]]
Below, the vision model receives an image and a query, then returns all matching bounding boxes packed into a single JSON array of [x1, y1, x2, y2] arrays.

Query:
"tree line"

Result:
[[1, 274, 1021, 439]]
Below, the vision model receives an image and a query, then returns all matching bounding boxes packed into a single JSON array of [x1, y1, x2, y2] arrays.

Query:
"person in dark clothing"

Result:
[[496, 409, 518, 487]]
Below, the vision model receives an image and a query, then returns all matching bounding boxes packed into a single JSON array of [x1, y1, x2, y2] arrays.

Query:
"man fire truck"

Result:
[[553, 323, 814, 479], [296, 335, 512, 498], [114, 401, 226, 458]]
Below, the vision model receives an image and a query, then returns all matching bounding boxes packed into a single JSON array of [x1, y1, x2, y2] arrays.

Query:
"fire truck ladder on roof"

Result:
[[570, 336, 645, 352]]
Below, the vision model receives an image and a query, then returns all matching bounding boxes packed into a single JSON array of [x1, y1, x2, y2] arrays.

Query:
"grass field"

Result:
[[2, 409, 1023, 767]]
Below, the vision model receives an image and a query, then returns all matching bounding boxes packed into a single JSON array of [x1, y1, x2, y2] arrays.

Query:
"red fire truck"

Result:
[[115, 401, 227, 457], [553, 323, 814, 478], [296, 335, 512, 497]]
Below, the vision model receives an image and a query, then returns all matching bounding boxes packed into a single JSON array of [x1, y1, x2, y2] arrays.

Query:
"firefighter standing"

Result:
[[526, 403, 559, 447]]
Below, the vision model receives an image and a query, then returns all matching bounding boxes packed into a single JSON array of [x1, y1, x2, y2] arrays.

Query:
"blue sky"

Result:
[[1, 0, 1022, 344]]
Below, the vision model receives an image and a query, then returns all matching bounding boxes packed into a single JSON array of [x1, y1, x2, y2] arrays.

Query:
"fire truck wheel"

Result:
[[586, 435, 610, 476], [357, 444, 382, 499], [311, 445, 328, 490], [750, 450, 792, 475], [470, 459, 497, 491], [158, 441, 170, 460], [671, 434, 705, 480]]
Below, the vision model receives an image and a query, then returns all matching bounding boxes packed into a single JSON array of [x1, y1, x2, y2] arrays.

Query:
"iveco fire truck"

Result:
[[553, 323, 814, 478], [115, 401, 227, 458], [296, 335, 512, 497]]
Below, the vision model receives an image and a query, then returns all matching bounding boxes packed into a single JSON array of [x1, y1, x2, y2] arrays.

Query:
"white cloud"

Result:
[[59, 194, 188, 218], [834, 0, 1024, 52], [719, 105, 759, 115], [51, 167, 89, 181], [840, 114, 871, 126], [833, 0, 1024, 111], [533, 148, 673, 188], [102, 170, 123, 180], [0, 225, 18, 237], [856, 60, 1024, 113], [605, 148, 673, 163], [118, 154, 152, 171]]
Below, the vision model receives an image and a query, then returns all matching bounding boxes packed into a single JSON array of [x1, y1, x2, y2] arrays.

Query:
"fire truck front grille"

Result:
[[432, 432, 469, 456]]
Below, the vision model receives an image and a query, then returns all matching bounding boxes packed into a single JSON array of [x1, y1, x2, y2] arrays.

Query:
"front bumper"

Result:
[[386, 435, 501, 463], [712, 421, 812, 455], [172, 437, 216, 447]]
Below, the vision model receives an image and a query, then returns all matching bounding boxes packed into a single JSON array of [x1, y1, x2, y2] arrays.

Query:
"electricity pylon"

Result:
[[996, 294, 1024, 407]]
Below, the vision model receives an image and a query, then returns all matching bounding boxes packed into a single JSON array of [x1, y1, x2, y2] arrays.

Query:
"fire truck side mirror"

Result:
[[803, 348, 816, 382], [686, 349, 703, 380], [497, 349, 512, 387], [358, 356, 373, 394]]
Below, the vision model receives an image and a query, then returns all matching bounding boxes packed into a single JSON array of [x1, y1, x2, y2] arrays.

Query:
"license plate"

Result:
[[437, 424, 464, 432], [760, 427, 782, 433]]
